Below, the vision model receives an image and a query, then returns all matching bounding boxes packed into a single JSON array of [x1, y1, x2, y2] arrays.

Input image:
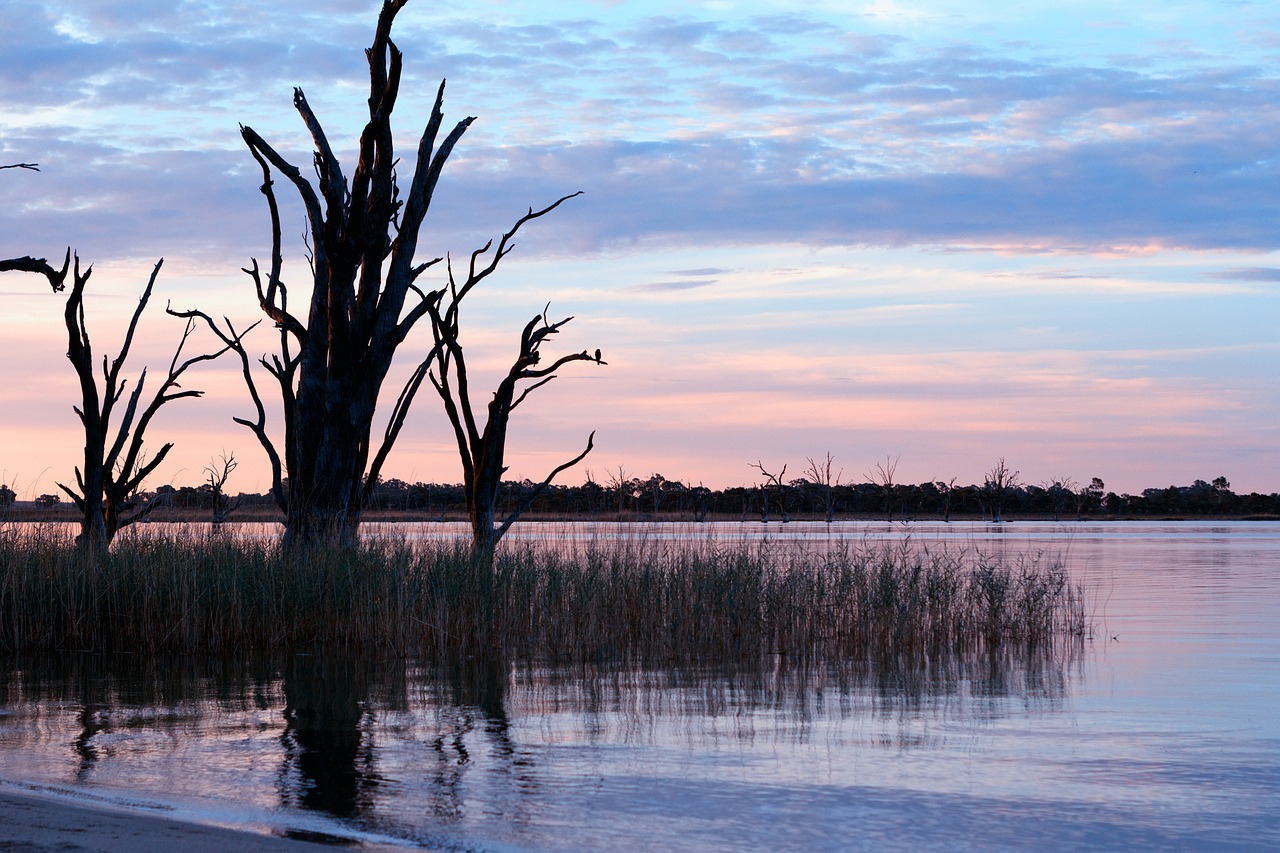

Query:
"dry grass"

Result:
[[0, 525, 1086, 662]]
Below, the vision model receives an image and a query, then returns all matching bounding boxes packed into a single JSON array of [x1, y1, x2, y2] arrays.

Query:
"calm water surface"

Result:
[[0, 521, 1276, 851]]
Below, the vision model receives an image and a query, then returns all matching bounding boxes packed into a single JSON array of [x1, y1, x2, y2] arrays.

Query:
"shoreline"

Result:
[[4, 509, 1277, 525], [0, 782, 413, 852]]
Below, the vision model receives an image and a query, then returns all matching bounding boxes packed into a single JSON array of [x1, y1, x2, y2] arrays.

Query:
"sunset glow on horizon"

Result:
[[2, 0, 1278, 500]]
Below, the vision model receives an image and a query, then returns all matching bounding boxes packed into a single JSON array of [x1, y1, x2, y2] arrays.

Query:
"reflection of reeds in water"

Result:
[[0, 646, 1077, 826], [0, 526, 1086, 663]]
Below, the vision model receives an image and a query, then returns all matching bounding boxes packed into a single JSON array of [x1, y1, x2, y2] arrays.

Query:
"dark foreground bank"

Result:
[[0, 786, 412, 852]]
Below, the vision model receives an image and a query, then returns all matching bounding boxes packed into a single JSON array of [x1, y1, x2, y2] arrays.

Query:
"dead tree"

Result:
[[803, 452, 842, 523], [1, 251, 226, 551], [1041, 476, 1076, 522], [936, 477, 958, 522], [399, 202, 603, 557], [176, 2, 476, 548], [981, 457, 1021, 522], [205, 452, 240, 527], [690, 482, 713, 523], [606, 466, 634, 515], [750, 461, 789, 523], [869, 456, 898, 522]]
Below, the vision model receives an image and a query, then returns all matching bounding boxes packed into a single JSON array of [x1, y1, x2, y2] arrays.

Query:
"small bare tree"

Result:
[[406, 225, 605, 556], [605, 466, 633, 515], [1041, 476, 1077, 522], [1, 252, 226, 552], [690, 482, 714, 523], [804, 452, 842, 523], [981, 457, 1021, 522], [868, 456, 898, 522], [750, 461, 789, 523], [205, 452, 240, 527], [642, 473, 684, 517], [935, 477, 958, 522]]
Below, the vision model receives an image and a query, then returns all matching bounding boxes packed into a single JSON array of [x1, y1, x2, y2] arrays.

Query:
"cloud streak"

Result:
[[5, 5, 1280, 261]]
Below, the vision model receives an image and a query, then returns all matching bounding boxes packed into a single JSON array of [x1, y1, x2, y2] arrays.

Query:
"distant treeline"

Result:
[[58, 473, 1275, 520]]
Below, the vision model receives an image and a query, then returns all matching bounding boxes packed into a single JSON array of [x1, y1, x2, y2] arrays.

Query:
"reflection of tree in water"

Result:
[[278, 655, 380, 818], [0, 640, 1081, 845], [0, 653, 271, 785], [419, 656, 537, 824], [71, 663, 112, 782]]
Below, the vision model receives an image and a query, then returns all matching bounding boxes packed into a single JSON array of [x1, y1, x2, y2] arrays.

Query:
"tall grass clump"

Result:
[[493, 535, 1086, 662], [0, 525, 1086, 662]]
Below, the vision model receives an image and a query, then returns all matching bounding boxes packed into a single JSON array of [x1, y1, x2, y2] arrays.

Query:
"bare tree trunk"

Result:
[[750, 461, 788, 524], [869, 456, 898, 522], [982, 457, 1021, 522], [804, 453, 842, 523], [206, 452, 239, 528], [937, 478, 957, 522], [176, 2, 473, 548], [2, 252, 225, 553], [411, 224, 604, 558]]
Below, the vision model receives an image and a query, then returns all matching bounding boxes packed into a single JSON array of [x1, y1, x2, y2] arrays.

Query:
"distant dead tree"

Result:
[[804, 452, 842, 523], [935, 477, 958, 522], [868, 456, 898, 522], [690, 482, 714, 523], [1042, 476, 1076, 521], [750, 460, 789, 523], [642, 473, 684, 517], [1, 252, 227, 552], [175, 1, 478, 548], [407, 239, 604, 557], [205, 452, 240, 528], [980, 457, 1021, 522], [606, 466, 636, 515]]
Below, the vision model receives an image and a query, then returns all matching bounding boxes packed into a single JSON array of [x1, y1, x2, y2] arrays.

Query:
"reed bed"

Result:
[[0, 525, 1086, 662]]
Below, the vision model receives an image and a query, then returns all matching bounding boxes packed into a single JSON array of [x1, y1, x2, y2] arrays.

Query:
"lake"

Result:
[[0, 520, 1276, 850]]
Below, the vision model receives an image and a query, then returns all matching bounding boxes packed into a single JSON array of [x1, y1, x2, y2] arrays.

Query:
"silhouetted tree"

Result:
[[689, 482, 714, 522], [1042, 477, 1076, 521], [750, 460, 789, 523], [1212, 476, 1232, 511], [204, 452, 239, 527], [1073, 477, 1105, 519], [804, 453, 842, 523], [407, 229, 604, 556], [935, 477, 957, 522], [606, 466, 638, 514], [980, 458, 1021, 522], [2, 252, 224, 552], [176, 1, 476, 548], [641, 473, 685, 516], [869, 456, 898, 521]]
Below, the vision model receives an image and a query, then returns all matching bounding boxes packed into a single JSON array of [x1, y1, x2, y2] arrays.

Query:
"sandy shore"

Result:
[[0, 788, 407, 852]]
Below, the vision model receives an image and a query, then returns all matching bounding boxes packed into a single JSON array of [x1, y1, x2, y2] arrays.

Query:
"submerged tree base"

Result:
[[0, 527, 1088, 662]]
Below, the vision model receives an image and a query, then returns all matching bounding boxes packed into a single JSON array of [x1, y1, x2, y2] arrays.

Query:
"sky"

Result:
[[1, 0, 1278, 499]]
